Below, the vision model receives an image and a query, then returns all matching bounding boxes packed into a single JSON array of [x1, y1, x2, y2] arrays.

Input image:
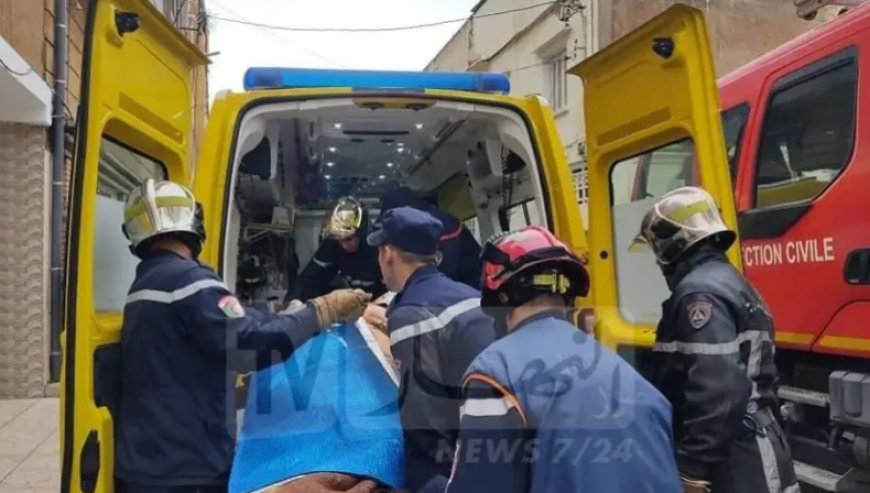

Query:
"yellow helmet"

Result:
[[325, 196, 367, 240], [630, 186, 736, 265], [122, 179, 205, 256]]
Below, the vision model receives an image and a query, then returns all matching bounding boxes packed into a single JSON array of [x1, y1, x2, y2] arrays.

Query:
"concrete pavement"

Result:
[[0, 399, 59, 493]]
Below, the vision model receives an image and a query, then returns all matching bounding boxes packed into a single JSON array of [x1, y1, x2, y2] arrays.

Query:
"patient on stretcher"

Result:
[[230, 294, 401, 493]]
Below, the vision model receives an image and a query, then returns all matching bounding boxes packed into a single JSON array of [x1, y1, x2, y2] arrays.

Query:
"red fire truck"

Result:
[[630, 3, 870, 491]]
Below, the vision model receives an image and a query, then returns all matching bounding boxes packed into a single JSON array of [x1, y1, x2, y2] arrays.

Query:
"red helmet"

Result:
[[480, 226, 589, 311]]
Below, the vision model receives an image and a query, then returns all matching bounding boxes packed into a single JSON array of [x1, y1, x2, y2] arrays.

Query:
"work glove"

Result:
[[309, 289, 371, 327], [680, 475, 711, 493]]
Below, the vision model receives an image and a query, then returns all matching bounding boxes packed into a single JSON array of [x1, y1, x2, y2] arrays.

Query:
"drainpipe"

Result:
[[48, 0, 68, 383]]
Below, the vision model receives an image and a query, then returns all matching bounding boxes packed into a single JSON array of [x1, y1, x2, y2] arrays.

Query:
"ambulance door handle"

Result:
[[79, 430, 100, 493]]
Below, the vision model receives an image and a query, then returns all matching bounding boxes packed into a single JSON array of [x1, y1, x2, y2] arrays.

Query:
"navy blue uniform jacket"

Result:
[[386, 265, 496, 492], [115, 250, 322, 487]]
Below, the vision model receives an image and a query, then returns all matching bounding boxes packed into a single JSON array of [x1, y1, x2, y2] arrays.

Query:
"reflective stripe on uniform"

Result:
[[653, 329, 771, 356], [126, 279, 227, 305], [312, 257, 331, 268], [756, 433, 782, 493], [463, 372, 528, 426], [460, 397, 514, 419], [390, 297, 481, 345], [783, 483, 800, 493]]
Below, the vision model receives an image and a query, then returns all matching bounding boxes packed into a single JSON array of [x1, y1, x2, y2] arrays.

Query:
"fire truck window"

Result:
[[610, 138, 695, 325], [93, 137, 166, 312], [721, 103, 750, 183], [754, 60, 856, 208]]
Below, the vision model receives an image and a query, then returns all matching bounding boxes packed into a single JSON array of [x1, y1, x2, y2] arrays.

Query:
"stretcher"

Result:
[[229, 318, 403, 493]]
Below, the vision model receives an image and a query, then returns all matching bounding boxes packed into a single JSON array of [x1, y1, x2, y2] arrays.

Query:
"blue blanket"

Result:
[[230, 323, 404, 493]]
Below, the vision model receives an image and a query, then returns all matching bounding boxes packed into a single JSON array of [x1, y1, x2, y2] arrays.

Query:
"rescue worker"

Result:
[[377, 187, 481, 289], [442, 226, 682, 493], [293, 196, 386, 301], [366, 207, 496, 493], [630, 186, 799, 493], [116, 179, 371, 493]]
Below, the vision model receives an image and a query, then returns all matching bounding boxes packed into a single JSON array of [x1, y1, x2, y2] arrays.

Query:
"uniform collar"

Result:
[[141, 248, 185, 262], [390, 265, 440, 309], [510, 309, 569, 334], [405, 264, 441, 287], [665, 246, 728, 288]]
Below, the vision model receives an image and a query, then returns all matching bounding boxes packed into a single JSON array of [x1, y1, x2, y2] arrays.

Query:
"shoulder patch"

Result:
[[218, 295, 246, 319], [686, 299, 713, 330]]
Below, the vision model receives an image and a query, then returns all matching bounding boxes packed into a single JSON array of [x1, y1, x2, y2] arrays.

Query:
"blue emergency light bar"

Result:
[[243, 67, 511, 93]]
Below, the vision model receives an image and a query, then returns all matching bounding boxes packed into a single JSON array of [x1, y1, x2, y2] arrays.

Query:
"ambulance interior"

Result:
[[222, 96, 548, 309]]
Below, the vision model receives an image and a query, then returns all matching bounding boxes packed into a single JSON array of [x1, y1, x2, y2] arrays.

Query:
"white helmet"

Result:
[[630, 186, 736, 265], [122, 179, 205, 257]]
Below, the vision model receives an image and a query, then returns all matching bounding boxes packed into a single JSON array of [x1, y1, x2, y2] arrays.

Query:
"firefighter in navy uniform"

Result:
[[293, 196, 386, 301], [366, 207, 496, 493], [115, 179, 371, 493], [631, 186, 799, 493], [377, 187, 481, 289], [443, 226, 682, 493]]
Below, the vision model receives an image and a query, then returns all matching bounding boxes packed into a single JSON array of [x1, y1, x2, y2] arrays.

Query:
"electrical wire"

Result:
[[0, 55, 34, 77], [208, 0, 348, 68], [209, 1, 555, 33], [172, 0, 189, 25]]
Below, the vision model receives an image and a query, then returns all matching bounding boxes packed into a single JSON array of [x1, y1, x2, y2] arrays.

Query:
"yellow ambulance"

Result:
[[61, 1, 739, 491]]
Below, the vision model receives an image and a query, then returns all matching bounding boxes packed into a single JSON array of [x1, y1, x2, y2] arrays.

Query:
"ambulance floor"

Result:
[[0, 399, 59, 493]]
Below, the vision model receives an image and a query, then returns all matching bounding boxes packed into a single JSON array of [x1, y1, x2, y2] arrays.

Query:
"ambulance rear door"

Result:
[[571, 5, 741, 356], [62, 1, 208, 492]]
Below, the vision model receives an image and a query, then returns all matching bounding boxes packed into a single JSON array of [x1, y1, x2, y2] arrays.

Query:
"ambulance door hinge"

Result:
[[79, 430, 100, 493], [115, 11, 141, 36]]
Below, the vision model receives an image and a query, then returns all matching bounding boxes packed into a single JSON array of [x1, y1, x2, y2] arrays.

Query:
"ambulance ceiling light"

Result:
[[243, 68, 511, 93]]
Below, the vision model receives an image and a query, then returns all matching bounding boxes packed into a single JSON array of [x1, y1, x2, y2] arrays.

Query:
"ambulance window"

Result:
[[93, 137, 166, 312], [610, 138, 695, 324], [464, 216, 481, 243], [615, 140, 695, 203], [507, 200, 544, 230], [721, 103, 750, 183], [754, 58, 856, 208]]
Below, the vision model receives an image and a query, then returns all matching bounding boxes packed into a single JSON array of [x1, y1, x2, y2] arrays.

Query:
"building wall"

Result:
[[606, 0, 833, 75], [0, 1, 45, 74], [0, 123, 49, 398]]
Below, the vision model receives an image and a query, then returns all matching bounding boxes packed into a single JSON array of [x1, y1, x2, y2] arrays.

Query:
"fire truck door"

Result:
[[571, 4, 741, 353], [61, 1, 208, 492]]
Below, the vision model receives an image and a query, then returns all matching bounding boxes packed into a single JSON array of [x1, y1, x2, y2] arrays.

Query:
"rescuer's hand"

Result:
[[680, 475, 711, 493], [262, 473, 379, 492], [310, 289, 371, 326], [363, 303, 387, 332], [280, 299, 306, 315]]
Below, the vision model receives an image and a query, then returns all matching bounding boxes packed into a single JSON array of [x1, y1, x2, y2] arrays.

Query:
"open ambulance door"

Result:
[[62, 1, 208, 492], [571, 5, 741, 358]]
